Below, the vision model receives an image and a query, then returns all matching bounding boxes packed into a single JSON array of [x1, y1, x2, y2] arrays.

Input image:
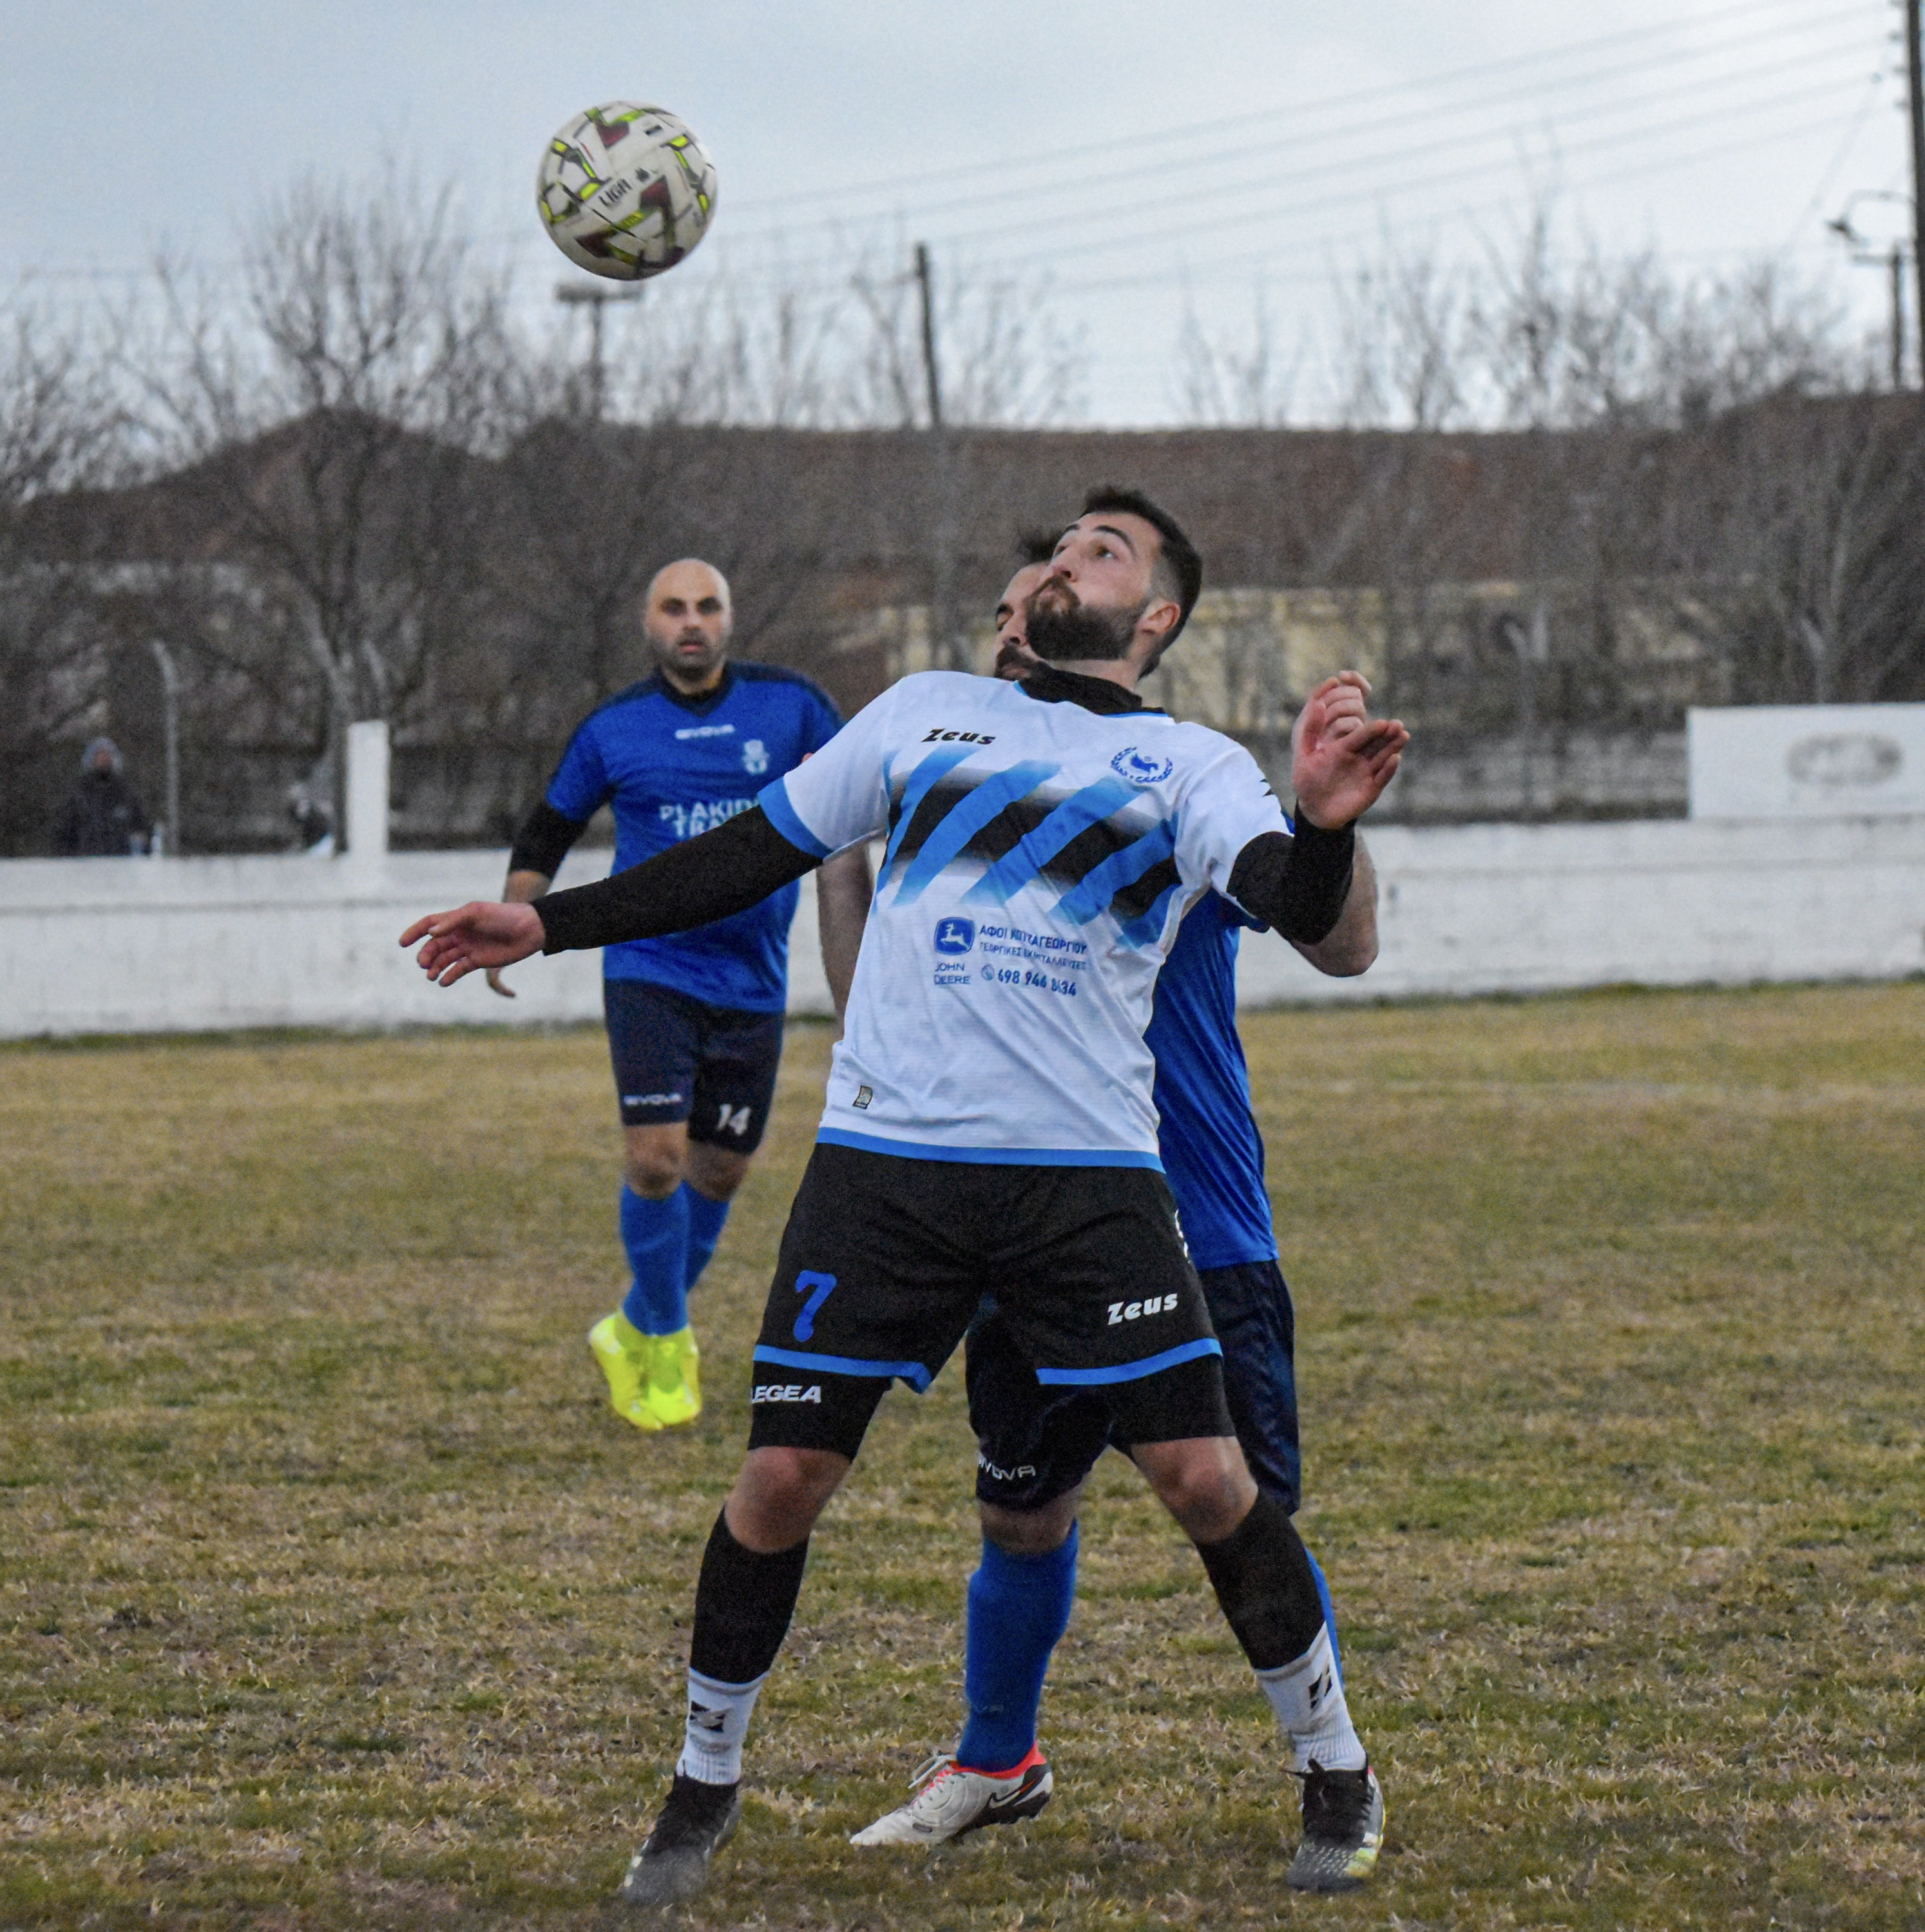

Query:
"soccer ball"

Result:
[[536, 103, 718, 281]]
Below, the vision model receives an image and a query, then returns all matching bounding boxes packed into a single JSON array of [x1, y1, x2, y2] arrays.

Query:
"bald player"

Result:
[[493, 559, 870, 1432]]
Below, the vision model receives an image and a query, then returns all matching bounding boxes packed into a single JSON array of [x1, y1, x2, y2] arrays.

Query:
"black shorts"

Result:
[[603, 977, 784, 1149], [970, 1258, 1303, 1512], [746, 1142, 1234, 1461]]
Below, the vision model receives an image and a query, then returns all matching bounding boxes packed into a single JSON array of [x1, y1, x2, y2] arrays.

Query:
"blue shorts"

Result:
[[968, 1258, 1303, 1512], [603, 977, 785, 1151]]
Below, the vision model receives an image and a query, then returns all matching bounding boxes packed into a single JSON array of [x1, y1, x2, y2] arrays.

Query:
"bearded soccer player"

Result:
[[490, 558, 870, 1431], [851, 553, 1380, 1866], [403, 488, 1408, 1903]]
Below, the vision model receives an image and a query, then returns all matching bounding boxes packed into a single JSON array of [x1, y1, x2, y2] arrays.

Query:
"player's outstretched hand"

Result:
[[1292, 673, 1410, 829], [400, 902, 546, 987]]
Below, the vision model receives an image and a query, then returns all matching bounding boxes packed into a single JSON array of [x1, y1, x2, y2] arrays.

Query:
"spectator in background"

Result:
[[58, 739, 152, 856]]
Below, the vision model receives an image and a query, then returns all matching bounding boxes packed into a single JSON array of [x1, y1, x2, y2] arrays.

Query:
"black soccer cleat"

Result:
[[618, 1771, 742, 1908], [1285, 1759, 1384, 1893]]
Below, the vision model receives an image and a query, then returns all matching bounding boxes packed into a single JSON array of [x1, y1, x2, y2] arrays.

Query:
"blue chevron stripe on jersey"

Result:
[[961, 775, 1143, 908], [891, 760, 1061, 905], [1051, 818, 1179, 928], [881, 742, 983, 881]]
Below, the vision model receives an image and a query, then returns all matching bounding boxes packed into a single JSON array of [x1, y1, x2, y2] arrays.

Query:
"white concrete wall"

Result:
[[1237, 814, 1925, 1006], [3, 816, 1921, 1038]]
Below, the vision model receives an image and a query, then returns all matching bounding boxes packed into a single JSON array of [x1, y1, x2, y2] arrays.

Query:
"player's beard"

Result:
[[1024, 582, 1143, 663]]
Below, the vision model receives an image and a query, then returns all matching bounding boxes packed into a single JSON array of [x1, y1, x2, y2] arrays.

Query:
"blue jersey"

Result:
[[546, 664, 843, 1012], [1147, 896, 1278, 1272]]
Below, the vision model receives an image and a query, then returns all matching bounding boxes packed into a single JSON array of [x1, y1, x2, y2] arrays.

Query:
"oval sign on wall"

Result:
[[1785, 734, 1903, 788]]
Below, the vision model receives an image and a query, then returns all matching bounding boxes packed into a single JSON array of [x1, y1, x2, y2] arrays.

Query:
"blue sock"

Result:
[[682, 1184, 732, 1294], [619, 1186, 690, 1336], [956, 1525, 1078, 1774], [1304, 1542, 1343, 1687]]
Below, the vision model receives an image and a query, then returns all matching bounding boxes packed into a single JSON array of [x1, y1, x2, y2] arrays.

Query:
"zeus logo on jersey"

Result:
[[921, 726, 997, 744], [1107, 1293, 1179, 1325]]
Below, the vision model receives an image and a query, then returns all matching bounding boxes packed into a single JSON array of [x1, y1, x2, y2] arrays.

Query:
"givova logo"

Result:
[[934, 916, 976, 956]]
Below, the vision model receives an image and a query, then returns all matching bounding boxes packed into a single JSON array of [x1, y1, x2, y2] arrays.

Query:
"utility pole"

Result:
[[1907, 0, 1925, 382], [1826, 192, 1913, 387], [555, 281, 643, 419], [914, 243, 943, 430], [914, 242, 962, 671]]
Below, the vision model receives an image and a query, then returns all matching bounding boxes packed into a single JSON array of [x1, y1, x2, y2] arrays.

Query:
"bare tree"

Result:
[[0, 300, 128, 854], [1173, 285, 1299, 427], [133, 172, 512, 847]]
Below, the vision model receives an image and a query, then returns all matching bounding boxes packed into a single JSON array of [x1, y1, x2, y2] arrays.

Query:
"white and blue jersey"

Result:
[[546, 664, 842, 1013], [1147, 897, 1278, 1272], [760, 670, 1289, 1166]]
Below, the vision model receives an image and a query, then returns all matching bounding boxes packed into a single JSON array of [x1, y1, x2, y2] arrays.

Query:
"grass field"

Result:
[[3, 983, 1924, 1931]]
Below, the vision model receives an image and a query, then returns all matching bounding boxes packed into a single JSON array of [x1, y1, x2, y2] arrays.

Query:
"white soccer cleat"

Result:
[[849, 1746, 1053, 1847]]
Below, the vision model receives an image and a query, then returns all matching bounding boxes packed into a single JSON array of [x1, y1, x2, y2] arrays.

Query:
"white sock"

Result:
[[1254, 1625, 1366, 1772], [676, 1666, 766, 1785]]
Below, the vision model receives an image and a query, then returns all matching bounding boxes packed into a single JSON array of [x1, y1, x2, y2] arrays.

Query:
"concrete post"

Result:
[[345, 720, 390, 862]]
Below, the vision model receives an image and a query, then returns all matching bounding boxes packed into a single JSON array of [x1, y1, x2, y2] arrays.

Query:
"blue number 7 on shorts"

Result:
[[792, 1272, 837, 1341]]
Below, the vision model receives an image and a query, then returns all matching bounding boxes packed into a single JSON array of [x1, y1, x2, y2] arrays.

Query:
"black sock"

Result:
[[688, 1509, 810, 1685], [1194, 1489, 1325, 1670]]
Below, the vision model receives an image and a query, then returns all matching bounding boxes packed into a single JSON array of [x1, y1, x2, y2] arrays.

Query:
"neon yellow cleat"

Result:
[[589, 1312, 662, 1431], [646, 1325, 702, 1428]]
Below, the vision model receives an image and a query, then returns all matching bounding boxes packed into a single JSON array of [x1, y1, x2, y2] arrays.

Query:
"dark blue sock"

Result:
[[1304, 1542, 1343, 1686], [619, 1186, 690, 1336], [956, 1525, 1078, 1774], [682, 1184, 732, 1294]]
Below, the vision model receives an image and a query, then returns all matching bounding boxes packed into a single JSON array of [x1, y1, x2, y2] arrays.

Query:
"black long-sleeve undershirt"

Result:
[[530, 799, 1355, 956], [508, 798, 590, 879], [533, 806, 819, 954]]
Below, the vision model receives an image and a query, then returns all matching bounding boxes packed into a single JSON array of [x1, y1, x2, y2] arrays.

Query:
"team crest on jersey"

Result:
[[742, 738, 769, 774], [1112, 746, 1174, 785]]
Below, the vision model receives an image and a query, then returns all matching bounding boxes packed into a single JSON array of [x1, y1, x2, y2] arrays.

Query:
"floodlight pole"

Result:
[[1908, 0, 1925, 384], [555, 282, 644, 419]]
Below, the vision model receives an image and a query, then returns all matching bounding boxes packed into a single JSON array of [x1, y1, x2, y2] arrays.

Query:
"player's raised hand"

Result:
[[1292, 675, 1410, 829], [400, 901, 546, 986]]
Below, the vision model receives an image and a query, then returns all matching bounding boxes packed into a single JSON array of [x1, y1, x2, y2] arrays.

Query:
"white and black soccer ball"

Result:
[[537, 103, 718, 281]]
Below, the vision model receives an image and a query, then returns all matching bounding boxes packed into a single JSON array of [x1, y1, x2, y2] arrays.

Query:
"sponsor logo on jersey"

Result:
[[742, 738, 769, 774], [623, 1090, 685, 1107], [919, 727, 997, 744], [752, 1382, 823, 1404], [674, 723, 736, 740], [934, 916, 976, 956], [658, 798, 754, 839], [976, 1453, 1040, 1482], [1111, 746, 1174, 785], [1107, 1292, 1179, 1325]]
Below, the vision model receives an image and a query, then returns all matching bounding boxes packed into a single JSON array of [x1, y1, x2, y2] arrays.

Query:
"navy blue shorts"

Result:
[[968, 1257, 1303, 1512], [603, 977, 785, 1151]]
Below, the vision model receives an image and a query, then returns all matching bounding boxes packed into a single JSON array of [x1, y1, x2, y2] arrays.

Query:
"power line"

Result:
[[975, 68, 1877, 273], [725, 0, 1866, 215], [728, 4, 1875, 244]]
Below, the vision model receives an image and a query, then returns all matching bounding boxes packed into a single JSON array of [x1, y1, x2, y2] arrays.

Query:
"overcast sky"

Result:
[[4, 0, 1911, 423]]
